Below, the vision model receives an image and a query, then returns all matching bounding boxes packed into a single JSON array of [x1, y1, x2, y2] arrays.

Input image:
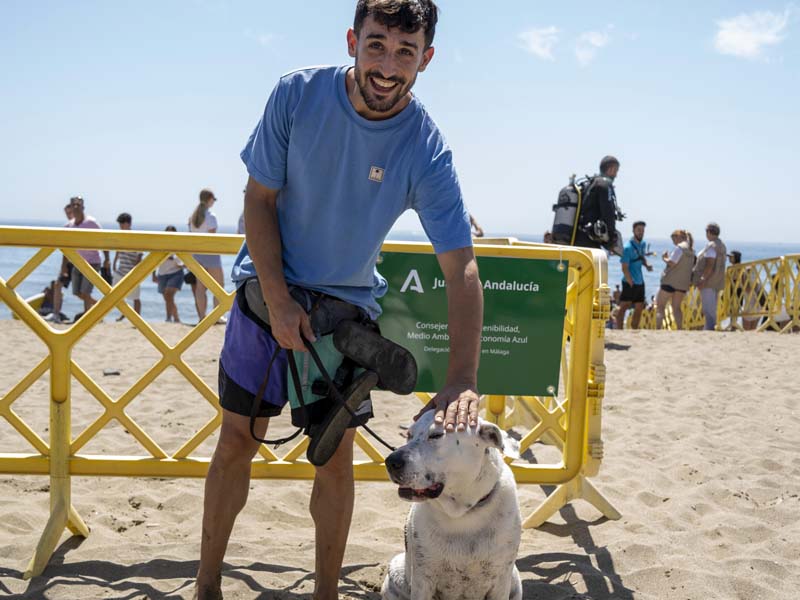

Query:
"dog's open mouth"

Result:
[[398, 482, 444, 502]]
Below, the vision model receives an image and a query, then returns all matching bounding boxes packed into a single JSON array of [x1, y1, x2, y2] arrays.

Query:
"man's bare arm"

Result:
[[415, 246, 483, 431], [622, 263, 633, 286], [243, 176, 314, 350]]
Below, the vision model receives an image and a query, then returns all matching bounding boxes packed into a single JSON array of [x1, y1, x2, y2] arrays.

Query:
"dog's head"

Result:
[[385, 410, 519, 502]]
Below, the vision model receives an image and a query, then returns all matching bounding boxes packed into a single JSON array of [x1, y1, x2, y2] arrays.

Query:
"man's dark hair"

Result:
[[354, 0, 439, 49], [599, 155, 620, 175], [632, 220, 646, 229], [116, 212, 132, 224]]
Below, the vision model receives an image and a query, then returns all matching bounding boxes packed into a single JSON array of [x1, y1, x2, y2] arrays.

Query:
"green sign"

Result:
[[376, 252, 567, 396]]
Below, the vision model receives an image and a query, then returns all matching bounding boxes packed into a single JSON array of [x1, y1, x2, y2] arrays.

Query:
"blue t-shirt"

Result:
[[233, 65, 471, 318], [621, 238, 647, 285]]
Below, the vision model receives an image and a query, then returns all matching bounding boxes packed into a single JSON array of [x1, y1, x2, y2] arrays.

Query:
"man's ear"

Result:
[[417, 46, 435, 72], [347, 28, 358, 58]]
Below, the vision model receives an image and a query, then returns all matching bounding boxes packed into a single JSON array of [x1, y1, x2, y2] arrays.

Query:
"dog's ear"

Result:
[[478, 422, 520, 459], [478, 422, 504, 451]]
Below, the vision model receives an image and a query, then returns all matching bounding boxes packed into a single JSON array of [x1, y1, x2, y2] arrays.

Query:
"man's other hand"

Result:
[[266, 295, 316, 351], [414, 383, 479, 432]]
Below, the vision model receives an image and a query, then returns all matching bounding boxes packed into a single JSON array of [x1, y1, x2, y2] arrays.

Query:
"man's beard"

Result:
[[354, 63, 414, 114]]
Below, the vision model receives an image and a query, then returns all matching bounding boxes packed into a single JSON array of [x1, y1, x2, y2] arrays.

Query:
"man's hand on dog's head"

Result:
[[414, 383, 479, 432]]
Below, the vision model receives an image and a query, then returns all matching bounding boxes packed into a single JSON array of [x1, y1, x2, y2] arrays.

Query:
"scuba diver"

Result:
[[551, 155, 625, 255]]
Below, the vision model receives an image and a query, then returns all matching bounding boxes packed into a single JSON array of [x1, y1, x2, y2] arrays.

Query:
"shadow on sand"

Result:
[[2, 537, 381, 599], [517, 484, 635, 600]]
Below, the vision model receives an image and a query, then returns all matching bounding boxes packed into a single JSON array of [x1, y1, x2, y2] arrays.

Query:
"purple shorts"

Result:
[[218, 286, 373, 428]]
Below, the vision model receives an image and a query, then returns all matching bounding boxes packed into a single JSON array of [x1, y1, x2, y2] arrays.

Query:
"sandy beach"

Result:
[[1, 321, 798, 599]]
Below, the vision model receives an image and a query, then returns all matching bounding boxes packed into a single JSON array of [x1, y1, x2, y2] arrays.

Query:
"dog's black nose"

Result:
[[385, 450, 406, 473]]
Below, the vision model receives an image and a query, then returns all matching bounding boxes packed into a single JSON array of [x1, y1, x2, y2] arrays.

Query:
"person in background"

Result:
[[572, 155, 622, 254], [152, 225, 184, 323], [615, 220, 653, 329], [112, 212, 143, 320], [692, 221, 727, 330], [38, 281, 56, 316], [468, 213, 484, 237], [189, 188, 226, 324], [64, 196, 110, 317], [728, 250, 761, 331], [543, 230, 553, 244], [46, 203, 75, 323], [655, 229, 694, 329]]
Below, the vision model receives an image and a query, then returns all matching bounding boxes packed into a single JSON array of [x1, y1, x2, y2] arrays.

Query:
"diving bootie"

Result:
[[306, 370, 379, 467], [332, 321, 418, 395]]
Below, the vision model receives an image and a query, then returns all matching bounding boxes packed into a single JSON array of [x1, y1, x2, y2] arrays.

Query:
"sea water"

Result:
[[1, 220, 798, 322]]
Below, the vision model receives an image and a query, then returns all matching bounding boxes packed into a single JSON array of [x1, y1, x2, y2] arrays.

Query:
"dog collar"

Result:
[[471, 481, 499, 511]]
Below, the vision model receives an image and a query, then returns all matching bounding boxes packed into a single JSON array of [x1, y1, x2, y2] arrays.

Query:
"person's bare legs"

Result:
[[79, 292, 96, 313], [311, 429, 356, 600], [53, 280, 64, 316], [631, 302, 645, 329], [655, 289, 670, 330], [164, 288, 179, 322], [671, 291, 685, 330], [207, 266, 225, 310], [615, 301, 631, 329], [195, 410, 269, 599], [195, 279, 208, 320], [133, 298, 142, 315]]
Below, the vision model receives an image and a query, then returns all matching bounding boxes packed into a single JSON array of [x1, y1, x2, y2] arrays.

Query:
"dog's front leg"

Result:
[[409, 575, 435, 600], [486, 565, 522, 600]]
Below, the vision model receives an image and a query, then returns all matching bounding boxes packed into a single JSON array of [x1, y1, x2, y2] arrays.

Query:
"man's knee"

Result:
[[315, 431, 355, 481], [214, 412, 267, 464]]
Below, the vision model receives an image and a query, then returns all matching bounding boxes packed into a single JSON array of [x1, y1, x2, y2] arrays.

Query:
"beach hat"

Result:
[[727, 250, 741, 263]]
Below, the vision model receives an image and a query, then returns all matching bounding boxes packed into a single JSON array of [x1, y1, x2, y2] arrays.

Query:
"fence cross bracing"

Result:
[[623, 254, 800, 332], [0, 227, 618, 578]]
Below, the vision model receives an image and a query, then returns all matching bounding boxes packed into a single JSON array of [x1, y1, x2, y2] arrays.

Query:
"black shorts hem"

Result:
[[660, 284, 686, 294], [218, 363, 284, 419]]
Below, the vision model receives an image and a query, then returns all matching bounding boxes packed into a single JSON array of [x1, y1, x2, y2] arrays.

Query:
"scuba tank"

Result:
[[551, 174, 582, 245]]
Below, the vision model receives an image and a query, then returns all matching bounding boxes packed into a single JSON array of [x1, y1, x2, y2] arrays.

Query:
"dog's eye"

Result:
[[427, 432, 444, 440]]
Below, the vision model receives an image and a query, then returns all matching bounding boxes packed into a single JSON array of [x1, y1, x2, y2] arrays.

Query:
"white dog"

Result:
[[381, 411, 523, 600]]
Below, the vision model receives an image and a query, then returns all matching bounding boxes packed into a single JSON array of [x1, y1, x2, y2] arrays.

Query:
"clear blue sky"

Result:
[[2, 1, 798, 242]]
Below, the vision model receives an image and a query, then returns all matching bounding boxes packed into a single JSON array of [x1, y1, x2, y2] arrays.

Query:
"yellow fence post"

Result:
[[521, 248, 621, 528], [24, 343, 89, 579]]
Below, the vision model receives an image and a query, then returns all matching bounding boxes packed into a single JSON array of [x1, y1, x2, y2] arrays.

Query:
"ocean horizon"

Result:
[[2, 219, 799, 323]]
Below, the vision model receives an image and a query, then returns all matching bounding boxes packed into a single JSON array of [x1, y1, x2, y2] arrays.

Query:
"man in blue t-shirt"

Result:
[[196, 2, 484, 598], [615, 220, 654, 329]]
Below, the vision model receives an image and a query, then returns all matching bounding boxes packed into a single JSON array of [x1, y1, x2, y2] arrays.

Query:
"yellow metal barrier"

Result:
[[0, 227, 618, 577], [619, 255, 800, 333], [722, 255, 800, 333]]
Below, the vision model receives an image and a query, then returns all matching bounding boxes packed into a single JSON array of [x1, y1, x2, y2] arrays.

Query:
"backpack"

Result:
[[551, 176, 598, 245], [551, 174, 624, 249]]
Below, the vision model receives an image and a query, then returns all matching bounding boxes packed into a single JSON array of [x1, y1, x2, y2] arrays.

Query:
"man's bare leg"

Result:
[[195, 410, 269, 600], [615, 301, 631, 329], [311, 429, 356, 600], [631, 302, 645, 329]]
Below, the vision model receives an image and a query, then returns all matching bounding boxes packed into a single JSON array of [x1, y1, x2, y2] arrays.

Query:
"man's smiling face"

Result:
[[347, 15, 434, 118]]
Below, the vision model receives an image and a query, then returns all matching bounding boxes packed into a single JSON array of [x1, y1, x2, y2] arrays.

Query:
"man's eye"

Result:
[[428, 432, 444, 440]]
